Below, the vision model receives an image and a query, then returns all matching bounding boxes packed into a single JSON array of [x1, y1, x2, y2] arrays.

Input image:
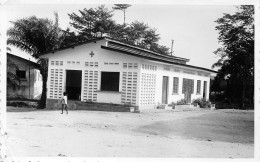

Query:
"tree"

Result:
[[69, 5, 170, 55], [213, 5, 254, 109], [7, 13, 74, 108], [112, 4, 132, 26], [68, 5, 116, 39], [109, 21, 169, 55]]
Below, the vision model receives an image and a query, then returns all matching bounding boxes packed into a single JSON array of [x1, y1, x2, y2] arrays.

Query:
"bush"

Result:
[[7, 101, 29, 107], [192, 98, 211, 108], [7, 96, 40, 102], [7, 101, 38, 108], [176, 99, 188, 105]]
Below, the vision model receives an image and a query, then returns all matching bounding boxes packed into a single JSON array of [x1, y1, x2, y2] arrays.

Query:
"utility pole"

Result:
[[170, 40, 174, 56], [28, 58, 30, 99]]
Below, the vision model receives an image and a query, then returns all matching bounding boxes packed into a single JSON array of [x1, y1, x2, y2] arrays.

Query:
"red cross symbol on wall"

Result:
[[90, 51, 94, 57]]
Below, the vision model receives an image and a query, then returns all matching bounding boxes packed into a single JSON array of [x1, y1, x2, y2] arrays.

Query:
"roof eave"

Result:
[[101, 45, 217, 74]]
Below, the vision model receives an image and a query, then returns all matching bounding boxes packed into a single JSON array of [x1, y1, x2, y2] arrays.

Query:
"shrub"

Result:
[[176, 99, 188, 105], [167, 102, 177, 109], [7, 101, 29, 107], [7, 96, 40, 102], [7, 101, 38, 108], [85, 99, 93, 103], [192, 98, 211, 108]]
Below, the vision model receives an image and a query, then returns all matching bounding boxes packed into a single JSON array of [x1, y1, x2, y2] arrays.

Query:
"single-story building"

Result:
[[7, 53, 43, 99], [40, 37, 216, 109]]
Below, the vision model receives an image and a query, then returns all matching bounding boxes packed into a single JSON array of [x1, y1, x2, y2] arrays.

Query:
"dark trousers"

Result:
[[61, 104, 68, 114]]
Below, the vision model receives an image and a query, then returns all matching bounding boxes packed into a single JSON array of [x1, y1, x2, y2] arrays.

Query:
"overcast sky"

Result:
[[2, 1, 240, 69]]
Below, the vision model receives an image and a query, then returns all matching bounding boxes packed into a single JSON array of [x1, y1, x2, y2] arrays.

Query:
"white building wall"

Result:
[[139, 60, 211, 109], [45, 40, 143, 105], [43, 39, 212, 109]]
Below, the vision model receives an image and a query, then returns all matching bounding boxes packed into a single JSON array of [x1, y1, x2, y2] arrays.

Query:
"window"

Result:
[[101, 72, 120, 91], [173, 77, 179, 94], [197, 80, 201, 94], [16, 70, 26, 79], [182, 78, 194, 94]]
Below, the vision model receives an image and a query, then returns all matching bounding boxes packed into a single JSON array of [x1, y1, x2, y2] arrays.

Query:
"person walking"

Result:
[[61, 92, 68, 114]]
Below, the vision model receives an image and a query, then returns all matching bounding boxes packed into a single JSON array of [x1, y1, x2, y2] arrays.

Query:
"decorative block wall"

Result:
[[121, 72, 138, 105], [141, 64, 156, 71], [67, 61, 80, 65], [139, 63, 157, 106], [140, 73, 156, 106], [123, 63, 138, 69], [83, 70, 98, 102], [49, 69, 64, 99], [51, 61, 63, 66], [85, 62, 98, 67]]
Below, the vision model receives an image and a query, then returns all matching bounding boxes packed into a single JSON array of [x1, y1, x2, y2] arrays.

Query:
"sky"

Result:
[[2, 0, 240, 69]]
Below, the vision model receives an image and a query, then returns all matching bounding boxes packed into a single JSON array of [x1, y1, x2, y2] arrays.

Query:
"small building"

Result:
[[7, 53, 43, 99], [40, 37, 216, 109]]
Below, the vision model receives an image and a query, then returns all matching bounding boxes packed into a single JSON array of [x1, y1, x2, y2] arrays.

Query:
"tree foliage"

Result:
[[7, 13, 76, 108], [68, 5, 116, 39], [68, 5, 170, 55], [212, 5, 254, 108]]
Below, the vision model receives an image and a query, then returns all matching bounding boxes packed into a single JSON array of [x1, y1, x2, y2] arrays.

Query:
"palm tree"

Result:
[[112, 4, 131, 26], [7, 13, 72, 108]]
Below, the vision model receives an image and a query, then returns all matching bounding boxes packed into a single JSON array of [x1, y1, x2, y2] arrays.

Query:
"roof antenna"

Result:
[[170, 40, 174, 56]]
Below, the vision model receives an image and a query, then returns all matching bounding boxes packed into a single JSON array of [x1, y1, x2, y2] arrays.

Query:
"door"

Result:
[[184, 93, 191, 103], [66, 70, 82, 100], [182, 78, 194, 103], [162, 76, 169, 104], [203, 81, 207, 99]]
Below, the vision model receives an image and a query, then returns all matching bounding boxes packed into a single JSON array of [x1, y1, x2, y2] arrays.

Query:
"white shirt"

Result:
[[63, 95, 68, 105]]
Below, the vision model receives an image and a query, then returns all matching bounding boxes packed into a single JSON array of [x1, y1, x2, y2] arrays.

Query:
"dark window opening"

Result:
[[173, 77, 179, 94], [101, 72, 120, 91], [16, 70, 26, 79], [182, 78, 194, 94], [203, 81, 207, 99], [197, 80, 201, 94]]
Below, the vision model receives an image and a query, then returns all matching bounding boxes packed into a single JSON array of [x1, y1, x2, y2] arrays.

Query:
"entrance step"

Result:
[[47, 99, 138, 112], [173, 104, 199, 110], [70, 101, 135, 112], [157, 104, 199, 110]]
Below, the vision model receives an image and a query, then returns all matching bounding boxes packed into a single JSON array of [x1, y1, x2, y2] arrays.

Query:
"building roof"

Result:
[[101, 40, 217, 73], [7, 52, 40, 68], [40, 37, 217, 74]]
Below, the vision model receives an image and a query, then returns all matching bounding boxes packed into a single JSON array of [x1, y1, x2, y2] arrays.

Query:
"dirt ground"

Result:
[[6, 108, 254, 158]]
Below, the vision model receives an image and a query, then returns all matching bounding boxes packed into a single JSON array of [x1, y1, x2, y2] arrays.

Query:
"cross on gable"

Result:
[[90, 51, 94, 57]]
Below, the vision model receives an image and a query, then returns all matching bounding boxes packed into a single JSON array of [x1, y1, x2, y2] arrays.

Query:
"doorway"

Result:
[[182, 78, 194, 103], [203, 81, 207, 99], [162, 76, 169, 104], [66, 70, 82, 100]]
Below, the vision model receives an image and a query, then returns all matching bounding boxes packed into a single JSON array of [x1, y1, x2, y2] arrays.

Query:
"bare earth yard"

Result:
[[6, 108, 254, 158]]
